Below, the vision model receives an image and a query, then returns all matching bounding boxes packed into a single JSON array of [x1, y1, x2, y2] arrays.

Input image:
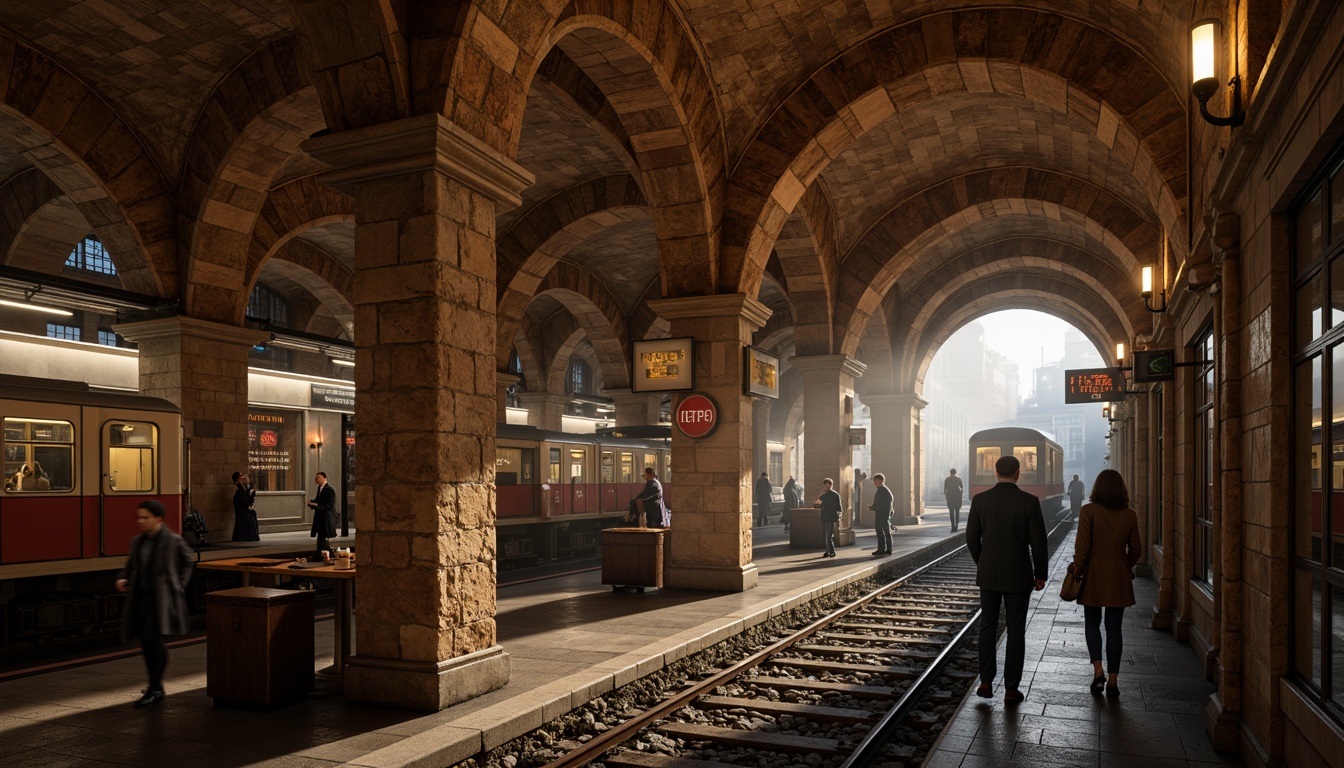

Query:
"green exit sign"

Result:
[[1134, 349, 1175, 382]]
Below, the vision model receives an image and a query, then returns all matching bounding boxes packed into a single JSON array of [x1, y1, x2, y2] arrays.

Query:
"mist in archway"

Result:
[[916, 309, 1107, 507]]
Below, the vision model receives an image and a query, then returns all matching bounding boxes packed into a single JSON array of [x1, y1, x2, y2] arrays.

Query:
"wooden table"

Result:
[[198, 557, 355, 678]]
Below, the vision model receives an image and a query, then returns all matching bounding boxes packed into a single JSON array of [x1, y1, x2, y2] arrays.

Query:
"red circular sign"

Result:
[[675, 393, 719, 438]]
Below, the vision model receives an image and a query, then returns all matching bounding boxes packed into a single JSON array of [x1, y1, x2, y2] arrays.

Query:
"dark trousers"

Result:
[[1070, 499, 1082, 518], [948, 501, 962, 531], [822, 520, 836, 555], [315, 532, 330, 555], [755, 500, 770, 526], [979, 589, 1030, 690], [874, 512, 892, 553], [135, 598, 168, 693], [1084, 606, 1125, 673]]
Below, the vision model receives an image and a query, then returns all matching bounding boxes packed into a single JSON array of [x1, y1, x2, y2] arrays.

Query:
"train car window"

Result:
[[569, 449, 586, 482], [600, 451, 614, 483], [974, 447, 1001, 483], [105, 421, 157, 492], [3, 418, 75, 492], [549, 447, 561, 484], [521, 448, 534, 483], [643, 453, 657, 476], [1013, 446, 1038, 484], [497, 447, 524, 485], [620, 452, 634, 483], [664, 451, 671, 482]]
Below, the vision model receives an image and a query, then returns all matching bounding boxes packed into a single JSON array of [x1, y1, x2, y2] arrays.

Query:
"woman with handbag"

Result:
[[1075, 469, 1141, 697]]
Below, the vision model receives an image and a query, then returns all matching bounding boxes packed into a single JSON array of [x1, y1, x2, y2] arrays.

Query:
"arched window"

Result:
[[568, 358, 592, 395], [64, 236, 117, 276], [247, 283, 291, 329]]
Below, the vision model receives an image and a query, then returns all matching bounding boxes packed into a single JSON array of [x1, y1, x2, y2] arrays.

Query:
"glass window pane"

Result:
[[1297, 357, 1324, 561], [1332, 586, 1344, 707], [1298, 190, 1323, 275], [106, 421, 157, 492], [246, 410, 300, 491], [975, 446, 1001, 484], [3, 418, 76, 493], [600, 451, 614, 483], [497, 447, 522, 485], [1297, 272, 1325, 348], [1332, 257, 1344, 332], [1013, 446, 1038, 484], [1294, 569, 1323, 687], [1331, 164, 1343, 248]]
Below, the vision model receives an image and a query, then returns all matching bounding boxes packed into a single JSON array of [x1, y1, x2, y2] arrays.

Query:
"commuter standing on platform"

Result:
[[636, 467, 669, 528], [944, 468, 964, 531], [782, 476, 800, 531], [1075, 469, 1142, 698], [966, 455, 1048, 704], [814, 478, 841, 558], [308, 471, 336, 556], [230, 471, 260, 542], [869, 473, 894, 556], [754, 471, 773, 527], [1068, 474, 1087, 519], [115, 500, 194, 708]]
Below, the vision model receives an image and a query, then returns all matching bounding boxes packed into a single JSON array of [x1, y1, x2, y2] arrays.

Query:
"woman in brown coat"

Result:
[[1075, 469, 1142, 697]]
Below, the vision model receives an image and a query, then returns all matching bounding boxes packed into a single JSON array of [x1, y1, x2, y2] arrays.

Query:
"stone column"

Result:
[[790, 355, 866, 545], [647, 294, 771, 592], [520, 391, 569, 431], [496, 372, 519, 425], [605, 388, 661, 426], [864, 392, 927, 526], [303, 113, 533, 711], [113, 316, 267, 535]]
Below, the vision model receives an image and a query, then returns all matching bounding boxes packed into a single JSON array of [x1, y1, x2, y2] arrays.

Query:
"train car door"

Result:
[[1, 410, 81, 563], [101, 419, 164, 556], [546, 446, 566, 515], [569, 447, 590, 514], [600, 450, 616, 513]]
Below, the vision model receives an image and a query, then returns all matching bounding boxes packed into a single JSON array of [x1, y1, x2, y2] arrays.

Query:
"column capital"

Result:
[[302, 113, 535, 208], [496, 371, 520, 388], [647, 293, 772, 330], [113, 315, 268, 348], [788, 354, 867, 379], [862, 391, 929, 410]]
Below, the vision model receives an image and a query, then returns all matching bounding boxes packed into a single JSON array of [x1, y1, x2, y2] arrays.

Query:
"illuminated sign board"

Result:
[[745, 346, 780, 399], [1133, 349, 1176, 383], [632, 337, 694, 392], [311, 384, 355, 412], [1064, 368, 1125, 403]]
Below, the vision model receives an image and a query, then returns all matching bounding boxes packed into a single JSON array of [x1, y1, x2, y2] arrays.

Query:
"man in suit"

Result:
[[813, 478, 841, 557], [754, 471, 773, 527], [869, 473, 894, 556], [635, 467, 668, 528], [966, 455, 1048, 703], [308, 471, 337, 556]]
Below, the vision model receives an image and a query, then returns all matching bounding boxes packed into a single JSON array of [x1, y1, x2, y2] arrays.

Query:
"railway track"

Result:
[[540, 547, 984, 768]]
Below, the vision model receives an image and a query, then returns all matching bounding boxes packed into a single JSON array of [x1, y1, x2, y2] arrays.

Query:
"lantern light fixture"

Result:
[[1190, 20, 1245, 127], [1116, 342, 1126, 366]]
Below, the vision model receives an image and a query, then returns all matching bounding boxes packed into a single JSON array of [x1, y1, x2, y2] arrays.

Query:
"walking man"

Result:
[[814, 478, 841, 557], [754, 471, 773, 527], [1068, 473, 1086, 520], [944, 468, 964, 531], [116, 500, 195, 707], [870, 473, 894, 556], [966, 455, 1048, 704]]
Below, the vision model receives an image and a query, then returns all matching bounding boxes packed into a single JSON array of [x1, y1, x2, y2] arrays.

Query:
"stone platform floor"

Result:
[[926, 527, 1244, 768]]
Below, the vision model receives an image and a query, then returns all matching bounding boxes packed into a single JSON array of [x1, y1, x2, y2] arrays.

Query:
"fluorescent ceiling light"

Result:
[[330, 358, 355, 368], [0, 299, 73, 317]]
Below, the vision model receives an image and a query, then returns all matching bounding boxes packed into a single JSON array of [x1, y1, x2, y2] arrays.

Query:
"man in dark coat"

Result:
[[230, 470, 260, 541], [944, 468, 964, 531], [753, 472, 773, 526], [116, 500, 195, 707], [635, 467, 669, 528], [869, 473, 894, 556], [813, 478, 841, 557], [965, 455, 1048, 704], [308, 471, 337, 555], [1067, 474, 1087, 519], [782, 476, 799, 531]]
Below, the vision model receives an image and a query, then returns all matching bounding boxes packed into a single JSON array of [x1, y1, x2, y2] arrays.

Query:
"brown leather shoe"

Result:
[[1004, 689, 1024, 704], [976, 683, 992, 698]]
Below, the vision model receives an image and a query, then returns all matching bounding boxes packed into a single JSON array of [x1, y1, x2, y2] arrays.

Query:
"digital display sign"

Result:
[[1064, 368, 1125, 403], [632, 338, 695, 392]]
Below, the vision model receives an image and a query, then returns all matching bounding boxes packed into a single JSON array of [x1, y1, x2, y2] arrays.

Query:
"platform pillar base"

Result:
[[344, 645, 510, 711], [664, 563, 759, 592]]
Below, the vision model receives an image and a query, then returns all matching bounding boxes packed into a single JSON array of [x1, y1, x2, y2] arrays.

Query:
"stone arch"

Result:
[[6, 197, 92, 275], [0, 34, 175, 296], [512, 319, 544, 392], [0, 169, 66, 266], [773, 183, 839, 355], [286, 0, 412, 132], [721, 9, 1187, 297], [516, 262, 631, 390], [255, 239, 355, 338], [240, 175, 354, 319]]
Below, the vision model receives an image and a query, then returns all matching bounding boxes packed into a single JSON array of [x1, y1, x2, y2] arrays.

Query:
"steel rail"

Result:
[[538, 544, 973, 768]]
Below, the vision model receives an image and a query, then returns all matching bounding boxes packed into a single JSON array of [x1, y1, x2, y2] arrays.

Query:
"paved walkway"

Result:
[[0, 517, 962, 768], [927, 528, 1245, 768]]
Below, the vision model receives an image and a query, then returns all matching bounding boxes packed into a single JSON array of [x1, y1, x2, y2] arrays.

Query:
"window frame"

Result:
[[102, 420, 160, 494], [1193, 327, 1216, 589], [3, 417, 77, 494]]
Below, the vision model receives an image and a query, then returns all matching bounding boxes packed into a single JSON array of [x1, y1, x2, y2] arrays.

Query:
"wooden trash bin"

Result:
[[789, 508, 824, 549], [206, 587, 314, 708], [601, 527, 664, 591]]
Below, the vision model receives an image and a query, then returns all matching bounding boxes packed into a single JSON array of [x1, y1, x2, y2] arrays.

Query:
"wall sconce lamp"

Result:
[[1141, 265, 1168, 313], [1191, 20, 1245, 127], [1115, 342, 1127, 367], [309, 440, 324, 450], [1103, 404, 1118, 424]]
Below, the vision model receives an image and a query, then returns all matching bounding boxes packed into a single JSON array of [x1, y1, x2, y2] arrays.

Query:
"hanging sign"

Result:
[[675, 393, 719, 438], [744, 346, 780, 398], [632, 338, 694, 392], [1133, 349, 1176, 383], [1064, 368, 1126, 403]]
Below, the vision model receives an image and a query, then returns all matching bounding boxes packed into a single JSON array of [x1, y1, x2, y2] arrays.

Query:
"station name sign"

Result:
[[1064, 368, 1125, 403], [632, 337, 695, 392], [675, 393, 718, 438], [310, 384, 355, 412]]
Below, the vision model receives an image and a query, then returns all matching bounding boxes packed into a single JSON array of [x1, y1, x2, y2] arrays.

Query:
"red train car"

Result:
[[968, 426, 1065, 514], [1, 375, 183, 566]]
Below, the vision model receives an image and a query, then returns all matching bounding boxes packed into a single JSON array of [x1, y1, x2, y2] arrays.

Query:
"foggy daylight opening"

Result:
[[866, 310, 1107, 520]]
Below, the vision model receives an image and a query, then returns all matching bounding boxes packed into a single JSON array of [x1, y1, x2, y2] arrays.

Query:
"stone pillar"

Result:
[[647, 294, 771, 592], [496, 372, 518, 425], [790, 355, 866, 545], [864, 392, 927, 526], [605, 388, 661, 426], [113, 316, 266, 534], [520, 391, 569, 431], [303, 113, 533, 711]]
